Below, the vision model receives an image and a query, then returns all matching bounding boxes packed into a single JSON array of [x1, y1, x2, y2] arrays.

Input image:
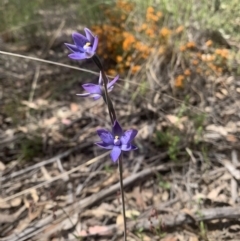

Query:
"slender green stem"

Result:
[[118, 154, 127, 241]]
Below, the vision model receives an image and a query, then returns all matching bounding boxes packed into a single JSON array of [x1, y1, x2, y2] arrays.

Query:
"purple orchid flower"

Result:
[[96, 120, 138, 162], [76, 72, 119, 100], [65, 28, 98, 60]]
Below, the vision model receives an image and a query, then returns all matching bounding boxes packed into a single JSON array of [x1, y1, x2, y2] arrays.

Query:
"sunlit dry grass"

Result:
[[91, 0, 233, 93]]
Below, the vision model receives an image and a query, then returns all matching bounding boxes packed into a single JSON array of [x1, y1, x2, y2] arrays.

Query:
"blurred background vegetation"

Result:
[[1, 0, 240, 161]]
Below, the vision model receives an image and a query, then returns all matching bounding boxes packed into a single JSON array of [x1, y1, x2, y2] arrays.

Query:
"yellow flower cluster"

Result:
[[175, 75, 185, 88], [122, 32, 136, 52], [92, 0, 231, 84], [146, 6, 162, 22], [116, 0, 134, 12], [174, 40, 231, 87], [92, 2, 174, 75]]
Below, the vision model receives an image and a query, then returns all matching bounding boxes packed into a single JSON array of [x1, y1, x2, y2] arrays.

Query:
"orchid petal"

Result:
[[84, 28, 95, 44], [120, 129, 138, 145], [84, 51, 95, 58], [76, 93, 91, 97], [121, 144, 132, 151], [107, 75, 119, 89], [92, 94, 102, 100], [110, 146, 121, 162], [72, 32, 88, 49], [68, 53, 87, 60], [82, 84, 102, 94], [64, 43, 79, 53], [130, 145, 138, 150], [92, 36, 98, 52], [122, 144, 138, 151], [112, 120, 123, 136], [95, 142, 113, 149], [97, 129, 114, 144]]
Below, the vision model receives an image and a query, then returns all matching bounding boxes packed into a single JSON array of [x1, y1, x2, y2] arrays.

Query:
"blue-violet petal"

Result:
[[72, 33, 88, 48], [95, 142, 113, 150], [97, 129, 114, 144], [110, 146, 121, 162], [120, 129, 138, 145], [82, 84, 102, 94], [112, 120, 123, 136], [68, 53, 87, 60]]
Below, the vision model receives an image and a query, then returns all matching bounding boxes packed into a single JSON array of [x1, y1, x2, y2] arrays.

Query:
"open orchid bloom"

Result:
[[76, 72, 119, 100], [65, 28, 98, 60], [96, 120, 138, 162]]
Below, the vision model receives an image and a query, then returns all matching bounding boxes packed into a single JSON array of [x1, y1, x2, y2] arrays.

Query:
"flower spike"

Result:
[[96, 120, 138, 162], [65, 28, 98, 60], [76, 72, 119, 100]]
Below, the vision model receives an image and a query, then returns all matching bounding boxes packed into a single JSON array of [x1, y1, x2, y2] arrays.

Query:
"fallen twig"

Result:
[[77, 206, 240, 238], [0, 206, 26, 224], [0, 163, 171, 241], [0, 151, 108, 203], [1, 144, 89, 182], [133, 206, 240, 230]]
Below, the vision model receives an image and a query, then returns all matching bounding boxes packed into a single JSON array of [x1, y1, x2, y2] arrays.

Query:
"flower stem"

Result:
[[118, 154, 127, 241], [101, 70, 117, 122], [92, 55, 117, 124], [92, 54, 126, 240]]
